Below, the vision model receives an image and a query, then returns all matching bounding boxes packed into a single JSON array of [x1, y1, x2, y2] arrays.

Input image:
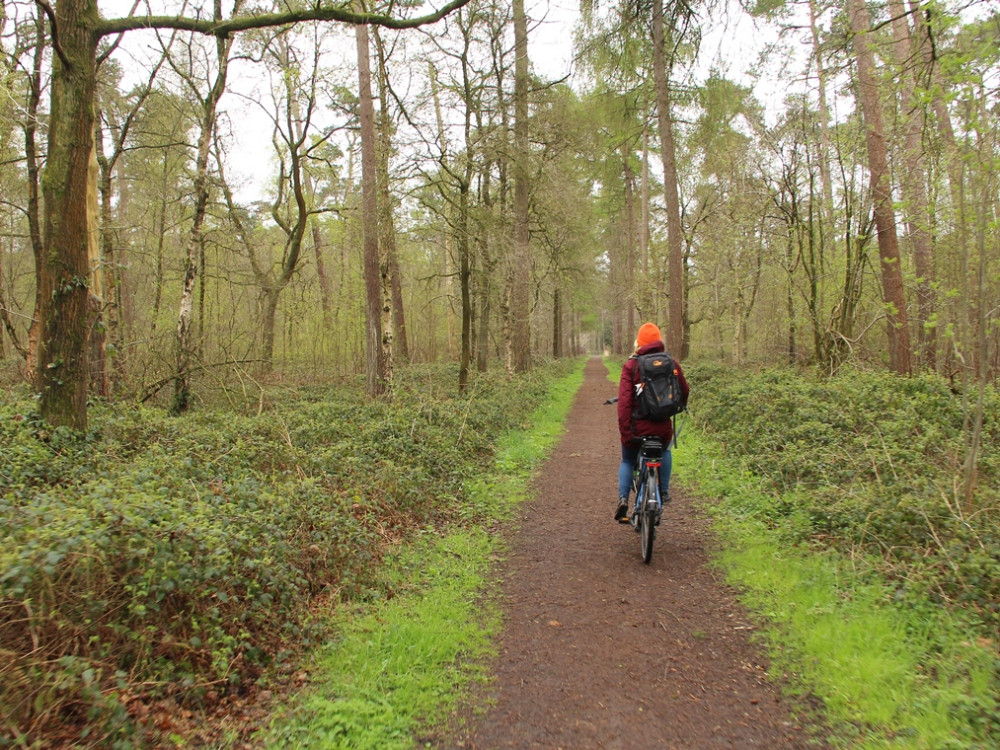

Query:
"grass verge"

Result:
[[676, 428, 998, 749], [259, 359, 586, 748]]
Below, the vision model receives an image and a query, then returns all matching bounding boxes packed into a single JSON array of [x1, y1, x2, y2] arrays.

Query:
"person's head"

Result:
[[634, 322, 662, 353]]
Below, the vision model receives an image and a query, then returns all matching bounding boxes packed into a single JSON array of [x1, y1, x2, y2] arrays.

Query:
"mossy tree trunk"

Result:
[[36, 0, 100, 430]]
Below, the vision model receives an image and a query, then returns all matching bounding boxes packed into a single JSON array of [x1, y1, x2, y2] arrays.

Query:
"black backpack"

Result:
[[632, 352, 684, 422]]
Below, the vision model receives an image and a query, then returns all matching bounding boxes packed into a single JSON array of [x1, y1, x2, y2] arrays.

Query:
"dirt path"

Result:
[[447, 357, 823, 749]]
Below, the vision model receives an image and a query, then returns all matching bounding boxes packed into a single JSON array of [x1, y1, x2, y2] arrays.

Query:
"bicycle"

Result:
[[628, 437, 664, 564], [605, 396, 670, 564]]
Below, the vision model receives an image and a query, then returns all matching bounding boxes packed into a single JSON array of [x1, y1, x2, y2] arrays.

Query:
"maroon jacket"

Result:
[[617, 342, 690, 446]]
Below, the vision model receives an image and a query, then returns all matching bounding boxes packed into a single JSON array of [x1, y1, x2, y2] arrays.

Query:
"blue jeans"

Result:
[[618, 442, 671, 500]]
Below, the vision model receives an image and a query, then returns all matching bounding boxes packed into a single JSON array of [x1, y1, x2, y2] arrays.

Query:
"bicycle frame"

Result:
[[630, 439, 663, 523]]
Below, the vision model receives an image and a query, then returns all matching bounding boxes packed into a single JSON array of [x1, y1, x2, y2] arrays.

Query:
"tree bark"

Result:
[[640, 128, 651, 314], [552, 286, 561, 357], [36, 0, 100, 429], [623, 145, 636, 335], [173, 1, 233, 414], [477, 159, 496, 372], [86, 142, 106, 398], [651, 0, 684, 357], [95, 121, 120, 393], [356, 22, 389, 398], [373, 28, 408, 364], [889, 0, 936, 371], [312, 222, 332, 319], [808, 0, 837, 250], [24, 11, 46, 381], [848, 0, 912, 375], [511, 0, 531, 372]]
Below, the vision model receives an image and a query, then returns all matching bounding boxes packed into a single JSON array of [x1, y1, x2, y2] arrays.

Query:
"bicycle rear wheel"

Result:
[[640, 476, 656, 563]]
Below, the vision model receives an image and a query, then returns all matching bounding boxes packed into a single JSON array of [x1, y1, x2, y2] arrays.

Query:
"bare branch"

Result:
[[33, 0, 69, 69], [97, 0, 474, 38]]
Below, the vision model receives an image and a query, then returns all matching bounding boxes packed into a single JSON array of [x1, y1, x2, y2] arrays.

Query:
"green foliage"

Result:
[[678, 429, 1000, 749], [262, 529, 496, 750], [688, 364, 1000, 626], [684, 364, 1000, 746], [0, 359, 578, 746], [260, 358, 584, 747]]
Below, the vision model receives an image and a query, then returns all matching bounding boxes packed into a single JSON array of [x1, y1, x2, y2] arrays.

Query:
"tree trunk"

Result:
[[458, 180, 472, 391], [356, 22, 388, 398], [808, 0, 837, 250], [786, 234, 797, 364], [36, 0, 100, 429], [312, 222, 332, 319], [86, 142, 107, 398], [373, 28, 408, 364], [173, 7, 232, 414], [552, 286, 562, 357], [640, 128, 651, 314], [150, 152, 169, 336], [259, 288, 281, 366], [511, 0, 531, 372], [623, 145, 636, 334], [0, 254, 26, 358], [24, 12, 46, 381], [477, 160, 495, 372], [889, 0, 936, 371], [848, 0, 912, 375], [651, 0, 684, 357], [95, 118, 120, 393]]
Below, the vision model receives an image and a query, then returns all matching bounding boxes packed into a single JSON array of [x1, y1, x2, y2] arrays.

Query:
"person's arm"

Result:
[[676, 361, 690, 407], [617, 360, 635, 441]]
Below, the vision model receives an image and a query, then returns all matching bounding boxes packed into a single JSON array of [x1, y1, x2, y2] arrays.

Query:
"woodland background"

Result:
[[1, 0, 996, 414], [2, 0, 999, 745]]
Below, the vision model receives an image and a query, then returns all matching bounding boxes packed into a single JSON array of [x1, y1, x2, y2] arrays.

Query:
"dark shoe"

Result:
[[614, 497, 629, 523]]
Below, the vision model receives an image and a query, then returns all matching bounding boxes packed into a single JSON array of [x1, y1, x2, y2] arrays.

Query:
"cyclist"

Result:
[[614, 322, 689, 523]]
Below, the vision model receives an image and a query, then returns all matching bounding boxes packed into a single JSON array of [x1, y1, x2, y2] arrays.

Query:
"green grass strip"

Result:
[[260, 359, 586, 749], [676, 428, 997, 750]]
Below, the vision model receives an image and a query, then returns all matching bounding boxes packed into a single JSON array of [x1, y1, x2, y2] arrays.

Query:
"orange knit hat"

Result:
[[635, 322, 661, 349]]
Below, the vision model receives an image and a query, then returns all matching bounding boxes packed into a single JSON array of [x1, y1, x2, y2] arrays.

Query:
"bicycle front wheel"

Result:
[[640, 476, 656, 564]]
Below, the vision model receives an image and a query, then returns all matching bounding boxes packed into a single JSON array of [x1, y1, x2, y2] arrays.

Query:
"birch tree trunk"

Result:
[[173, 0, 234, 414]]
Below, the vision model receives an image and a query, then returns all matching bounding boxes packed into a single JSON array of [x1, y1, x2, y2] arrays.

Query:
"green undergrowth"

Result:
[[259, 359, 584, 748], [0, 360, 580, 748], [687, 363, 999, 636], [675, 363, 1000, 749]]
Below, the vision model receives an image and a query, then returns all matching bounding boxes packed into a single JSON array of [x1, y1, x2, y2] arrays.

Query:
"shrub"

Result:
[[0, 360, 573, 746], [688, 363, 1000, 633]]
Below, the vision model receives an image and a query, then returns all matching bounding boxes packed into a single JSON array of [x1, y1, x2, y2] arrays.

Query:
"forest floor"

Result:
[[438, 357, 828, 749]]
